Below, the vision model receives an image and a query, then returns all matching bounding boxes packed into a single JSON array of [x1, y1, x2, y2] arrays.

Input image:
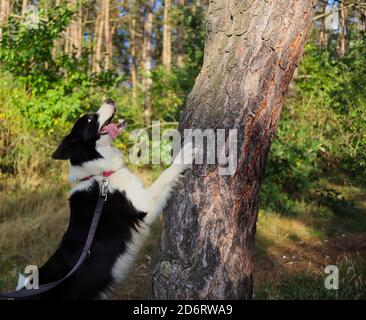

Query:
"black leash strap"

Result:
[[0, 179, 109, 299]]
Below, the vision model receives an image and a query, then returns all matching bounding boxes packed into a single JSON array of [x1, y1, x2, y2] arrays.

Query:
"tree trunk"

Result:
[[52, 0, 62, 59], [162, 0, 172, 70], [176, 0, 185, 67], [77, 4, 83, 58], [21, 0, 27, 16], [129, 4, 137, 107], [93, 0, 104, 73], [360, 8, 366, 40], [338, 2, 346, 58], [104, 0, 112, 69], [319, 2, 328, 49], [152, 0, 316, 300], [0, 0, 10, 40], [68, 0, 82, 58], [142, 0, 154, 125]]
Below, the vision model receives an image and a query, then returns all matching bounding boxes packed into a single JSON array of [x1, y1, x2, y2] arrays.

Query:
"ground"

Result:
[[0, 168, 365, 299]]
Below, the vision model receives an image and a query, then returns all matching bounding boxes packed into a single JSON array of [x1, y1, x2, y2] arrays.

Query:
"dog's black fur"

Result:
[[27, 182, 146, 300], [19, 104, 146, 300], [52, 113, 103, 165]]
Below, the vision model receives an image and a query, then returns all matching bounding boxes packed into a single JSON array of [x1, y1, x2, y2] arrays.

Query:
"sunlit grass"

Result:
[[255, 253, 366, 300], [254, 179, 366, 300]]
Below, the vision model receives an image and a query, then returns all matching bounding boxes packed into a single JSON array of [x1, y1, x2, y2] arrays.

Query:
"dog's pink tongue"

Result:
[[103, 123, 119, 139]]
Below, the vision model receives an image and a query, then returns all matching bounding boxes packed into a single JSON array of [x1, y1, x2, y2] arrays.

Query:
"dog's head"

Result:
[[52, 99, 125, 166]]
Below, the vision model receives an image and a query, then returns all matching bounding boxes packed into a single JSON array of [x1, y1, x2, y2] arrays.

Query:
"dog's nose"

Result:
[[104, 99, 115, 105]]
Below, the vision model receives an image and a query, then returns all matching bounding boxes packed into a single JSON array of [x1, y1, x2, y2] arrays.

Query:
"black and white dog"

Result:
[[18, 99, 193, 299]]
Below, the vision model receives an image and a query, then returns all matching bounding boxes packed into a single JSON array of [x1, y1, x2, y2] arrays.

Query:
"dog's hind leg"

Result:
[[143, 143, 195, 226]]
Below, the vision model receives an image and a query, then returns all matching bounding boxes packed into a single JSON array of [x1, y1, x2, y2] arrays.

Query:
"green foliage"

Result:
[[0, 4, 121, 134], [261, 38, 366, 218], [176, 4, 205, 81], [0, 5, 74, 93], [0, 1, 205, 138], [312, 186, 359, 218], [0, 75, 62, 177], [151, 67, 185, 122], [297, 41, 366, 175]]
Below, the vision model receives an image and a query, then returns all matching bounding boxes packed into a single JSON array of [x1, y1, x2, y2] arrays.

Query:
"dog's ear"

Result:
[[52, 135, 75, 160]]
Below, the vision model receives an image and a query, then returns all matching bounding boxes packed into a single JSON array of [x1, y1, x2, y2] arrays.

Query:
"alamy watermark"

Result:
[[128, 121, 238, 176], [324, 265, 339, 290], [17, 265, 39, 290]]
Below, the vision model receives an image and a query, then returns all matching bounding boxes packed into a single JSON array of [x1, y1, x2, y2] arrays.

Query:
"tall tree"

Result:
[[176, 0, 185, 67], [0, 0, 10, 40], [52, 0, 61, 59], [319, 1, 328, 49], [162, 0, 171, 69], [66, 0, 83, 58], [104, 0, 112, 69], [338, 1, 346, 58], [152, 0, 316, 299], [142, 0, 154, 125], [129, 4, 138, 107], [21, 0, 27, 16], [92, 0, 104, 73], [360, 7, 366, 39]]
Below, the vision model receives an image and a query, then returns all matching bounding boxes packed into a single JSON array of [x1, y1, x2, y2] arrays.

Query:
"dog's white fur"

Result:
[[67, 101, 194, 298]]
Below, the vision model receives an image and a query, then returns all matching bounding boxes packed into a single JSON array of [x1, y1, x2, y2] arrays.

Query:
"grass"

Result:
[[0, 175, 69, 290], [255, 253, 366, 300], [254, 177, 366, 300]]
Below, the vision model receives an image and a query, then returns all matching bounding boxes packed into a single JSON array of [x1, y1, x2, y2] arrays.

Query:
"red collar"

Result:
[[80, 170, 115, 182]]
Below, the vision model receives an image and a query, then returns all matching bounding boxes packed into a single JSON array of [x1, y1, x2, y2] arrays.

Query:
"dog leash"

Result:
[[0, 178, 109, 299]]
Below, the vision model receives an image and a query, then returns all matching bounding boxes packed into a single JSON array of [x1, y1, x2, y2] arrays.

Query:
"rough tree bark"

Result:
[[152, 0, 316, 299]]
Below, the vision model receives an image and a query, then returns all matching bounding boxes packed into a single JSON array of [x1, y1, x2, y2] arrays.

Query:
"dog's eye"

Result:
[[87, 118, 92, 123]]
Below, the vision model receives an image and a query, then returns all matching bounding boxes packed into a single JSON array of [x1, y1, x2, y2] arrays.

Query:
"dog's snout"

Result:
[[104, 99, 115, 105]]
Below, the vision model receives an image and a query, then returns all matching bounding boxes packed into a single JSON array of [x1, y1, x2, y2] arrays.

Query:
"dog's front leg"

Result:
[[143, 143, 195, 226]]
